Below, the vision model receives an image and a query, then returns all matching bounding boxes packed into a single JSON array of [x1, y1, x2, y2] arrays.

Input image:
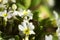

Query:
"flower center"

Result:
[[24, 28, 30, 35], [2, 13, 7, 17], [23, 10, 28, 16]]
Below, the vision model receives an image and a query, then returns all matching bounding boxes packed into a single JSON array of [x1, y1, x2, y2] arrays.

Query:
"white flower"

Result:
[[18, 21, 35, 35], [19, 9, 33, 20], [45, 35, 53, 40], [0, 10, 13, 21]]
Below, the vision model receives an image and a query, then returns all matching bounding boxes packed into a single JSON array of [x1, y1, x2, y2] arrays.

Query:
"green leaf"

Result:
[[23, 0, 31, 9], [31, 0, 41, 7], [17, 3, 25, 9], [33, 10, 39, 21]]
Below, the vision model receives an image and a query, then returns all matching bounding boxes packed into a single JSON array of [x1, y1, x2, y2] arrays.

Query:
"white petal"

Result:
[[7, 13, 13, 19], [18, 9, 24, 16], [24, 16, 28, 20], [23, 19, 29, 23], [7, 15, 12, 19], [27, 12, 33, 20], [22, 21, 27, 28], [27, 10, 31, 13], [13, 11, 19, 16], [18, 25, 24, 31], [18, 12, 23, 17], [57, 20, 60, 26], [28, 15, 33, 20], [4, 10, 7, 13], [53, 11, 59, 20], [30, 30, 35, 35], [29, 22, 35, 30]]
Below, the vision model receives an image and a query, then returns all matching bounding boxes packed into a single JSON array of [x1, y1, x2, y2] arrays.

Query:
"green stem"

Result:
[[25, 35, 29, 40]]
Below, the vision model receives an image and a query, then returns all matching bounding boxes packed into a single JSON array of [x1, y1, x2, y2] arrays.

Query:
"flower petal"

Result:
[[18, 25, 24, 31], [53, 11, 59, 20], [30, 30, 35, 35], [28, 22, 35, 30], [22, 21, 27, 28], [13, 11, 19, 16]]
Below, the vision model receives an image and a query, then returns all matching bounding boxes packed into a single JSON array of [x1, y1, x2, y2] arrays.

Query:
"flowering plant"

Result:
[[0, 0, 58, 40]]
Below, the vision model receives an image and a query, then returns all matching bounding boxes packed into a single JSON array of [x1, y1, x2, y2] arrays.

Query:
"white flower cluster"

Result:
[[18, 9, 35, 35], [0, 0, 35, 37], [0, 3, 33, 21]]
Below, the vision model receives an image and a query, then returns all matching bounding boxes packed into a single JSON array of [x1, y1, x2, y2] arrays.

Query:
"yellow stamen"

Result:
[[2, 13, 7, 17], [23, 28, 30, 35], [23, 10, 28, 16]]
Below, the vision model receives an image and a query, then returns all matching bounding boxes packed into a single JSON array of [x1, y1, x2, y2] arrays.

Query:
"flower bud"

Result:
[[12, 4, 17, 10]]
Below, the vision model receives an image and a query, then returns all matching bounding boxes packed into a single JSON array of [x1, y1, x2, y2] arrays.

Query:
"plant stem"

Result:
[[25, 35, 29, 40]]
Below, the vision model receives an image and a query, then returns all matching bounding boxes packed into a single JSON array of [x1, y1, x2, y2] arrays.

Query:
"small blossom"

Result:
[[19, 9, 33, 20], [0, 10, 13, 21], [18, 20, 35, 35]]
